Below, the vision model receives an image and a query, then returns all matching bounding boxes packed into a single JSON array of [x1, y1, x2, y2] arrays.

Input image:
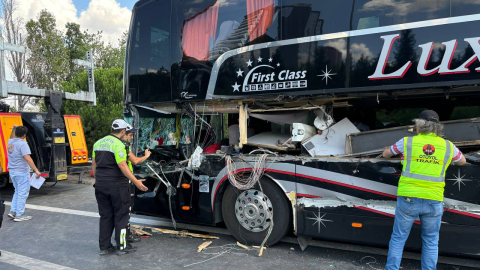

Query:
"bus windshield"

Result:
[[126, 0, 172, 103]]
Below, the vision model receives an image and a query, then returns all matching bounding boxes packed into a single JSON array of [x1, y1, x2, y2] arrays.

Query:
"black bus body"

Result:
[[125, 0, 480, 259]]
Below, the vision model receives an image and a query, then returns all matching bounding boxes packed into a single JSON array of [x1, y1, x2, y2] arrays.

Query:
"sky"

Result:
[[15, 0, 139, 44], [3, 0, 139, 107], [72, 0, 137, 17]]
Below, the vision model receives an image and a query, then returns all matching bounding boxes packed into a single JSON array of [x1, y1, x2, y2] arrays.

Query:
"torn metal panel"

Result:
[[298, 197, 397, 213], [246, 132, 293, 151], [346, 118, 480, 155], [249, 110, 310, 125], [302, 118, 359, 157]]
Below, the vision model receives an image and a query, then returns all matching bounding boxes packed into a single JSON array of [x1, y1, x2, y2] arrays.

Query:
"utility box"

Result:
[[64, 115, 88, 164]]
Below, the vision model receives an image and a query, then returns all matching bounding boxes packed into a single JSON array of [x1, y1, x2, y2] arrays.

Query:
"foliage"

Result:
[[61, 68, 124, 153], [22, 9, 128, 153], [64, 22, 103, 80], [1, 0, 30, 110], [26, 10, 69, 90], [96, 31, 128, 69]]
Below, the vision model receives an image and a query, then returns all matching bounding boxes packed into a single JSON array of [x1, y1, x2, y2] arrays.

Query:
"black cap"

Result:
[[418, 110, 440, 123]]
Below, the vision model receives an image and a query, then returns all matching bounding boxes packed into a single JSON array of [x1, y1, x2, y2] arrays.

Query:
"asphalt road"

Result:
[[0, 181, 477, 270]]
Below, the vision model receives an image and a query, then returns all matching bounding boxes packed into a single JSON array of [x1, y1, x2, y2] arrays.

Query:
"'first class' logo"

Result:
[[232, 56, 308, 93]]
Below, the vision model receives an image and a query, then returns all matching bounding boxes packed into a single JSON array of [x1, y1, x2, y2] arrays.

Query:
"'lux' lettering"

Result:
[[369, 34, 480, 80]]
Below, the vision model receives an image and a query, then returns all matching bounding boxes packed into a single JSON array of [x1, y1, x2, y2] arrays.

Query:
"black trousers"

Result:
[[127, 183, 135, 236], [95, 184, 130, 250]]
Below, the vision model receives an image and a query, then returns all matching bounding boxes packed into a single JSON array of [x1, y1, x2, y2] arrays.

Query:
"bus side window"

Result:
[[353, 0, 450, 30], [209, 0, 280, 61], [451, 0, 480, 17], [281, 0, 354, 39]]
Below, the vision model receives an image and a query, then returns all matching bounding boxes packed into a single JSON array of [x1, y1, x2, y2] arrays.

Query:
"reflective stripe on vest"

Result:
[[401, 136, 451, 182]]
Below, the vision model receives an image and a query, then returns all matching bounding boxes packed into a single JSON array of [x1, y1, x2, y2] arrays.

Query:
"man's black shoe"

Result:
[[127, 234, 141, 243], [99, 246, 116, 255], [116, 244, 137, 256]]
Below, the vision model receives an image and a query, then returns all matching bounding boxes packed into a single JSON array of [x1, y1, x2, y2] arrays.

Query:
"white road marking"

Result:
[[0, 251, 77, 270], [3, 201, 230, 235], [4, 201, 98, 217]]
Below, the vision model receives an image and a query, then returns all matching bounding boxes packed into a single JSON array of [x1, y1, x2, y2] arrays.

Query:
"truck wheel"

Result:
[[222, 178, 291, 246]]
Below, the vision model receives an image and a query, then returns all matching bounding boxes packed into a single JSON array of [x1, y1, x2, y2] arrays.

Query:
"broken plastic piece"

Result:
[[188, 146, 204, 169], [292, 123, 316, 142], [302, 118, 360, 157]]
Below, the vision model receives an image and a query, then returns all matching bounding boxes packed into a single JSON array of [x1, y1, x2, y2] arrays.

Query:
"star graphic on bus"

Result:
[[446, 169, 472, 191], [307, 210, 332, 233], [232, 82, 240, 92], [276, 63, 280, 67], [268, 57, 273, 62], [258, 56, 263, 62], [246, 59, 253, 67], [318, 65, 336, 85], [236, 69, 244, 77]]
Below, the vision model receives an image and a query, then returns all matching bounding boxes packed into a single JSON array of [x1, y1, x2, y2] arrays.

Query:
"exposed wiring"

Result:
[[146, 163, 177, 228], [226, 154, 269, 190], [184, 244, 250, 268]]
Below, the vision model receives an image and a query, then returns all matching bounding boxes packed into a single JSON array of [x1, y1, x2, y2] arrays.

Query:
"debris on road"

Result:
[[133, 228, 152, 236], [198, 241, 212, 252], [150, 227, 220, 239], [236, 241, 250, 251], [131, 224, 219, 239]]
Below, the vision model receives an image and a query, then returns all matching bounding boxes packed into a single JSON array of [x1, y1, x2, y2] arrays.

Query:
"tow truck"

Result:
[[0, 40, 96, 187]]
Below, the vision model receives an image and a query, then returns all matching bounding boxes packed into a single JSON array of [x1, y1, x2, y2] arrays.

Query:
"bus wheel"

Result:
[[222, 178, 291, 246]]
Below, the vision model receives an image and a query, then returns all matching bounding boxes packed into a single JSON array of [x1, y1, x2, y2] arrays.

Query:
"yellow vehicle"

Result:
[[0, 112, 89, 187]]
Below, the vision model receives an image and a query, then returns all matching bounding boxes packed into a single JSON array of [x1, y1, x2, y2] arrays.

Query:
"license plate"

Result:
[[57, 174, 68, 180], [54, 137, 65, 143]]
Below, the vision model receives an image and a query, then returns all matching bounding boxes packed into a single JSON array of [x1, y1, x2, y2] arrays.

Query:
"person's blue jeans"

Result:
[[10, 171, 31, 216], [386, 196, 444, 270]]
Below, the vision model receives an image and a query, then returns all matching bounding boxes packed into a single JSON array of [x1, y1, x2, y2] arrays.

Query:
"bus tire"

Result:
[[222, 178, 291, 246]]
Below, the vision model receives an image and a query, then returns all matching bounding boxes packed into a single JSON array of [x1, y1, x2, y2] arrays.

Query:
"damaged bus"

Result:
[[124, 0, 480, 259]]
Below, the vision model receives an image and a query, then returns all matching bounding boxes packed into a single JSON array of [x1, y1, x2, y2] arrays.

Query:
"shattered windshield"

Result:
[[137, 116, 194, 152]]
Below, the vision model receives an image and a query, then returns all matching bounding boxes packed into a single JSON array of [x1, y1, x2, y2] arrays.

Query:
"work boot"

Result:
[[99, 246, 116, 255], [116, 244, 137, 256], [127, 233, 141, 243], [7, 212, 16, 219], [14, 215, 32, 222]]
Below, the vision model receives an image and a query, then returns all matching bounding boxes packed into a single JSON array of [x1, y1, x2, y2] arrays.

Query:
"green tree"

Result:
[[25, 10, 69, 90], [61, 68, 124, 153], [64, 22, 102, 80], [96, 31, 128, 69]]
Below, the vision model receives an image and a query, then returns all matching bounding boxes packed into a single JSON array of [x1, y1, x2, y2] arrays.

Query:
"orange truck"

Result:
[[0, 112, 89, 187]]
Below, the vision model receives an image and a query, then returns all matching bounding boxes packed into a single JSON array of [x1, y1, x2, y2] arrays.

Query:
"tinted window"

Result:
[[128, 0, 172, 103], [174, 0, 280, 62], [210, 0, 280, 60], [451, 0, 480, 17], [354, 0, 450, 30], [282, 1, 354, 39]]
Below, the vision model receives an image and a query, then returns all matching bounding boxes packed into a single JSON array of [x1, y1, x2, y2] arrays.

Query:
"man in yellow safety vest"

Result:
[[382, 110, 466, 270]]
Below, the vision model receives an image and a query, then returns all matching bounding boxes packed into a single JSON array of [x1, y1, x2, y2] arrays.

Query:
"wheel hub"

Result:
[[235, 189, 273, 232]]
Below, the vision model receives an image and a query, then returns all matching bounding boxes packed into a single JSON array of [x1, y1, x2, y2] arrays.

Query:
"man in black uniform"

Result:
[[92, 119, 148, 255]]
